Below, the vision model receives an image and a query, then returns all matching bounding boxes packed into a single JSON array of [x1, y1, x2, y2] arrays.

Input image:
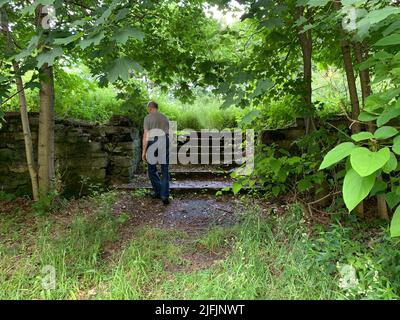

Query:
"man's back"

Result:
[[144, 111, 169, 138], [142, 103, 171, 205]]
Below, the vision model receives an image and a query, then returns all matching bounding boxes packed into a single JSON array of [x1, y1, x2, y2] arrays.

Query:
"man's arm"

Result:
[[142, 129, 148, 161]]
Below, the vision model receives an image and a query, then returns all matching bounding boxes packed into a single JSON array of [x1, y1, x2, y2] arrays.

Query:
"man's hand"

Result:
[[142, 129, 148, 162]]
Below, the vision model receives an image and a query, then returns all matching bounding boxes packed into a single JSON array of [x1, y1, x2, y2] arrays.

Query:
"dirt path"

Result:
[[114, 192, 241, 230], [103, 190, 284, 271], [109, 192, 243, 249]]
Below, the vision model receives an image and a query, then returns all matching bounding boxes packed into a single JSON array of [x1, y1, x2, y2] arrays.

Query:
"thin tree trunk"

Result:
[[1, 8, 39, 200], [333, 1, 361, 134], [377, 176, 390, 221], [297, 6, 316, 134], [354, 42, 375, 131], [13, 62, 40, 200], [38, 63, 55, 193], [36, 5, 56, 193], [341, 42, 361, 133], [353, 42, 372, 107], [354, 42, 389, 221]]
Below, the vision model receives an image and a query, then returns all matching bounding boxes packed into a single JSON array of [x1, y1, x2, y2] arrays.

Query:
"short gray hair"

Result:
[[147, 101, 158, 109]]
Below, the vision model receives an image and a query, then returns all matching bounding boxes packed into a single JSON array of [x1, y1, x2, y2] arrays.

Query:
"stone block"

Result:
[[58, 155, 108, 169], [111, 156, 134, 168], [9, 163, 29, 174]]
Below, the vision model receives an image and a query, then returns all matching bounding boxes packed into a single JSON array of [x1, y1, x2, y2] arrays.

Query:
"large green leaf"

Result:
[[358, 111, 378, 122], [343, 169, 376, 212], [374, 126, 398, 139], [111, 27, 145, 44], [239, 109, 261, 126], [390, 206, 400, 237], [54, 33, 83, 45], [350, 147, 390, 177], [249, 79, 273, 98], [370, 180, 387, 197], [360, 7, 400, 27], [220, 94, 235, 109], [319, 142, 356, 170], [375, 33, 400, 47], [79, 31, 105, 49], [106, 57, 143, 82], [115, 8, 129, 21], [386, 191, 400, 209], [15, 35, 40, 61], [377, 105, 400, 127], [232, 181, 242, 195], [36, 47, 64, 68], [383, 152, 398, 174], [351, 132, 373, 142], [393, 135, 400, 155], [365, 89, 400, 111], [383, 20, 400, 36]]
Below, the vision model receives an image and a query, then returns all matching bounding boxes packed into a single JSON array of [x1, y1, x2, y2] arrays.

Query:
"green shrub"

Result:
[[309, 215, 400, 299]]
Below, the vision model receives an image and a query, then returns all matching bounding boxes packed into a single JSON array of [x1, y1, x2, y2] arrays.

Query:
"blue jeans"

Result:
[[147, 136, 170, 199]]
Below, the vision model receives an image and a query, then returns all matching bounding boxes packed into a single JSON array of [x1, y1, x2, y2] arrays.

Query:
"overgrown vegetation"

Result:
[[1, 191, 399, 299]]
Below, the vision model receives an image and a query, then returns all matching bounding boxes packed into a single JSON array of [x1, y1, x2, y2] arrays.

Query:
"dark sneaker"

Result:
[[161, 197, 170, 205]]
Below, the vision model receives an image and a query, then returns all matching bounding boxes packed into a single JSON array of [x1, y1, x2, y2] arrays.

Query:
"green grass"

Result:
[[152, 208, 335, 299], [155, 92, 243, 131], [1, 192, 399, 300], [196, 225, 238, 252]]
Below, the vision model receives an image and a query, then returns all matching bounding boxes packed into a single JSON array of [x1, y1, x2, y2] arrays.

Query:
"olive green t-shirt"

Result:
[[143, 111, 169, 139]]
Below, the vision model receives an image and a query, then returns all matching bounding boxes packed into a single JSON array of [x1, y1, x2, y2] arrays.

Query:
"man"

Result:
[[142, 101, 170, 205]]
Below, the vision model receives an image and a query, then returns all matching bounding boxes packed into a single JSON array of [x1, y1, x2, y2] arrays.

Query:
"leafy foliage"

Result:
[[234, 128, 342, 198]]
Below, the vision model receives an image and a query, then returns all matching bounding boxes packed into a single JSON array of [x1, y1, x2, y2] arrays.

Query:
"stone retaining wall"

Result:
[[0, 113, 140, 197], [260, 117, 349, 149]]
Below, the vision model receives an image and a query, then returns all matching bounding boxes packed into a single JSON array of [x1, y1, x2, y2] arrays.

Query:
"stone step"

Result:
[[169, 151, 245, 161], [177, 132, 249, 138], [170, 169, 231, 180], [169, 163, 237, 171], [135, 167, 233, 179], [174, 140, 244, 148], [175, 138, 242, 143], [113, 176, 233, 193], [172, 145, 244, 150]]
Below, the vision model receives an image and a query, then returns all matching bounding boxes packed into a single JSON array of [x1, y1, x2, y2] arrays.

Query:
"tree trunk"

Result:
[[1, 8, 39, 200], [354, 42, 389, 221], [354, 42, 375, 131], [36, 5, 56, 194], [297, 6, 316, 134], [353, 42, 372, 107], [38, 63, 55, 193], [377, 176, 390, 221], [333, 1, 361, 134], [341, 42, 361, 133], [14, 62, 40, 200]]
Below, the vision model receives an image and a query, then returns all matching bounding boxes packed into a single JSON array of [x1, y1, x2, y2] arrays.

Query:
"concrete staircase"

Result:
[[114, 131, 245, 193]]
